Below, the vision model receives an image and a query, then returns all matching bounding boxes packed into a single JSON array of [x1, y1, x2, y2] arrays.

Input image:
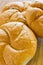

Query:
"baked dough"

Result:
[[0, 22, 37, 65], [0, 1, 43, 37], [0, 1, 31, 25], [22, 1, 43, 37]]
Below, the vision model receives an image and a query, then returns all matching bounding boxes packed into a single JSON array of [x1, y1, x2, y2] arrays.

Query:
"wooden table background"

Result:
[[0, 0, 43, 65]]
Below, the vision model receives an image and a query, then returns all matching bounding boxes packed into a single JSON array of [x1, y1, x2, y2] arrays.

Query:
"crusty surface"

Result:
[[0, 1, 43, 37], [22, 1, 43, 37], [0, 22, 37, 65], [1, 1, 43, 65], [0, 1, 30, 25]]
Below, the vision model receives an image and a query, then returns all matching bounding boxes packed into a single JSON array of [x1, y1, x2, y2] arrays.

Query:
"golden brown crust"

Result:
[[2, 1, 30, 12], [0, 1, 31, 26], [30, 1, 43, 10], [0, 9, 26, 25], [0, 1, 43, 37], [0, 22, 37, 65], [1, 1, 43, 64], [22, 1, 43, 37]]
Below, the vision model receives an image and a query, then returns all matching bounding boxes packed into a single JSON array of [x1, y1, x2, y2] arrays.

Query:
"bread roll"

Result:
[[0, 1, 30, 25], [0, 22, 37, 65], [22, 1, 43, 37]]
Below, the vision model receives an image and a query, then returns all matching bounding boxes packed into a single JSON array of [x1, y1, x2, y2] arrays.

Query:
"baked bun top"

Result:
[[22, 1, 43, 37], [0, 22, 37, 65], [0, 1, 30, 25]]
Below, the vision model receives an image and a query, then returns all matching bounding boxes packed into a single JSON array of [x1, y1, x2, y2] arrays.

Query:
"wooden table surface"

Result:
[[0, 0, 43, 65]]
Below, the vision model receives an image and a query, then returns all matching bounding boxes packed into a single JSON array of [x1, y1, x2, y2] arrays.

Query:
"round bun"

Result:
[[0, 22, 37, 65], [0, 1, 31, 25], [22, 1, 43, 37]]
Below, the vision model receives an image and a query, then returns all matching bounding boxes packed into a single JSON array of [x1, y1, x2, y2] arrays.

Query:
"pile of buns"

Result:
[[0, 1, 43, 65]]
